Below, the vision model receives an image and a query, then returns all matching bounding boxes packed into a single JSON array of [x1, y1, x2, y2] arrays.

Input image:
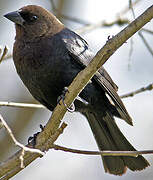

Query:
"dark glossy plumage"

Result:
[[4, 5, 149, 175]]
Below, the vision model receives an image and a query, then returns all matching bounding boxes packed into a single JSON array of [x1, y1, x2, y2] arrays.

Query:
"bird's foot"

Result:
[[57, 87, 75, 113], [28, 124, 45, 147]]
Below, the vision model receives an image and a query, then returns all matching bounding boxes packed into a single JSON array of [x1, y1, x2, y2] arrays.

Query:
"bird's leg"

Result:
[[57, 87, 75, 113]]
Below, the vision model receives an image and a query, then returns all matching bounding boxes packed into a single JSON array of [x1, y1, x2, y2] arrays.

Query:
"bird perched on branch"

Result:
[[4, 5, 149, 175]]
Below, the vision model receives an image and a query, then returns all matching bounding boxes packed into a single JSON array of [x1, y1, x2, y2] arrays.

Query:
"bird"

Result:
[[4, 5, 149, 175]]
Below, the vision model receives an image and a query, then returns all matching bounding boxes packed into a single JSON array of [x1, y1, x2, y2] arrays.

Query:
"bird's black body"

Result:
[[4, 5, 149, 175], [13, 28, 129, 119]]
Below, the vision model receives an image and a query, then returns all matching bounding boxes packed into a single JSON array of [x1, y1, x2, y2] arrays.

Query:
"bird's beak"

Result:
[[4, 11, 25, 26]]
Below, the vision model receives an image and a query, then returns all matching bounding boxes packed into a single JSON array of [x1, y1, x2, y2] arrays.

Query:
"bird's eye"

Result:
[[19, 11, 38, 23], [30, 15, 38, 21]]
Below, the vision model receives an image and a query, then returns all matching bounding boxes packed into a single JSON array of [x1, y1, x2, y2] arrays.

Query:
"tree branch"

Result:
[[138, 31, 153, 56], [0, 122, 67, 180], [0, 81, 152, 110], [141, 28, 153, 35], [120, 83, 153, 98], [53, 144, 153, 157], [76, 0, 141, 34], [0, 114, 44, 168], [0, 101, 45, 109], [0, 46, 8, 63], [1, 82, 152, 109], [129, 0, 136, 19], [0, 5, 152, 179], [119, 0, 142, 16], [50, 0, 89, 25], [76, 19, 129, 35]]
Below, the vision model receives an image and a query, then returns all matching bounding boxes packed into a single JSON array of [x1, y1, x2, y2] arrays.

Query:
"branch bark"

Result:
[[120, 83, 153, 98], [0, 101, 45, 109], [0, 5, 153, 179], [0, 46, 8, 63], [53, 144, 153, 157]]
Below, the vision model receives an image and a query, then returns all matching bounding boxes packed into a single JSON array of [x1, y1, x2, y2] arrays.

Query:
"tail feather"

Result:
[[84, 111, 149, 175], [105, 112, 149, 171]]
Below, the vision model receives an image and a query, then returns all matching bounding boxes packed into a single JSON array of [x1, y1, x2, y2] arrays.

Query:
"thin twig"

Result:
[[141, 28, 153, 35], [119, 0, 142, 16], [56, 13, 89, 25], [0, 101, 45, 109], [1, 82, 152, 110], [128, 0, 136, 68], [2, 52, 12, 61], [50, 0, 56, 10], [103, 19, 129, 27], [0, 46, 8, 64], [19, 149, 25, 169], [76, 19, 129, 35], [129, 0, 136, 19], [0, 46, 12, 62], [76, 0, 141, 34], [128, 37, 134, 70], [0, 122, 67, 180], [0, 117, 4, 129], [50, 0, 89, 25], [120, 83, 153, 98], [138, 31, 153, 56], [0, 114, 44, 168], [53, 144, 153, 157]]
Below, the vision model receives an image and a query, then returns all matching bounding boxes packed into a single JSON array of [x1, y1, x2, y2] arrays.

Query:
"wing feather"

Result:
[[61, 28, 133, 125]]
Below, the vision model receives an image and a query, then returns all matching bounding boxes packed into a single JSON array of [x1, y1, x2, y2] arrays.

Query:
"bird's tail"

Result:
[[84, 110, 149, 175]]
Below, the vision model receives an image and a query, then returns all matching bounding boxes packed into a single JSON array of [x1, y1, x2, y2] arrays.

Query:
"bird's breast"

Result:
[[13, 37, 82, 108]]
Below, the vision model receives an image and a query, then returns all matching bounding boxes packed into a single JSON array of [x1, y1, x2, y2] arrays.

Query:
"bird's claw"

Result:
[[57, 87, 75, 113], [28, 124, 45, 147], [64, 102, 75, 113], [57, 87, 69, 105]]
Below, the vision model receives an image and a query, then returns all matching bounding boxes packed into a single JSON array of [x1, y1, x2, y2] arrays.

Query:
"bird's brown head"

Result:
[[4, 5, 65, 40]]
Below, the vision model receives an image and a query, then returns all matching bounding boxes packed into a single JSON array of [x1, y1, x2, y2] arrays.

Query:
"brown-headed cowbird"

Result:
[[4, 5, 149, 175]]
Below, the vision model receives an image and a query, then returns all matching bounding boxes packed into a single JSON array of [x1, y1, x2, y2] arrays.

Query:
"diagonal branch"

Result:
[[0, 5, 153, 179], [0, 46, 8, 63], [119, 0, 142, 16], [138, 31, 153, 56], [141, 28, 153, 35], [0, 46, 12, 61]]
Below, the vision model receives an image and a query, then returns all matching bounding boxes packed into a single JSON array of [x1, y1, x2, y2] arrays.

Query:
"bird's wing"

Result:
[[61, 28, 132, 125]]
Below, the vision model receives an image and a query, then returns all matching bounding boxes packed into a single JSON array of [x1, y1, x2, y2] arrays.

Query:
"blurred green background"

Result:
[[0, 0, 153, 179]]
